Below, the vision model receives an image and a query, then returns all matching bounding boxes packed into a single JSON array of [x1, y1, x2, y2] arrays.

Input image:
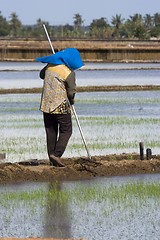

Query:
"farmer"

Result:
[[36, 48, 84, 167]]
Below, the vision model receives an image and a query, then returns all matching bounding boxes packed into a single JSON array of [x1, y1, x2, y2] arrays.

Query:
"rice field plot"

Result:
[[0, 175, 159, 239], [0, 91, 160, 162]]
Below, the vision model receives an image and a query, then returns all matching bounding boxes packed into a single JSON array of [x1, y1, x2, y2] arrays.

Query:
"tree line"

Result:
[[0, 11, 160, 40]]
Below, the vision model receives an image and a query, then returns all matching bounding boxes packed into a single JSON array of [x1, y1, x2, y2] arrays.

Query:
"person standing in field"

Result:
[[36, 48, 84, 167]]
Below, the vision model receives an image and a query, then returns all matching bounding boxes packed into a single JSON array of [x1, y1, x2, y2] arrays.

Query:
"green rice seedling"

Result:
[[1, 92, 160, 161], [1, 180, 159, 210], [76, 116, 160, 126], [76, 97, 160, 105], [0, 179, 160, 231]]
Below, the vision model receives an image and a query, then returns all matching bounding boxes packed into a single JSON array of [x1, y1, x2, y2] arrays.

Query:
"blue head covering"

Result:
[[35, 48, 84, 70]]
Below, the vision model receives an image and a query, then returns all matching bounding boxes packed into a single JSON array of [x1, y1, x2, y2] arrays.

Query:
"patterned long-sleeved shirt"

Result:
[[40, 64, 76, 114]]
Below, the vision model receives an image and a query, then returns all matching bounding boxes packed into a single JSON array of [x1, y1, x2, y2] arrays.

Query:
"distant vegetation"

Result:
[[0, 11, 160, 39]]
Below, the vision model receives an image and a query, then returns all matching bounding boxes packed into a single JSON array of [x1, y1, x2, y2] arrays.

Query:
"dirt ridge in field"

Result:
[[0, 153, 160, 184], [1, 85, 160, 95]]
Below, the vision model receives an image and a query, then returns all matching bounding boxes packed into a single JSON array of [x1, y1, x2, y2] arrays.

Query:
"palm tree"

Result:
[[73, 13, 83, 29], [33, 18, 50, 37], [150, 13, 160, 38], [73, 13, 84, 37], [111, 14, 124, 38], [89, 17, 109, 38], [111, 14, 124, 29], [153, 12, 160, 27], [144, 14, 153, 30], [128, 14, 147, 39], [9, 12, 22, 37]]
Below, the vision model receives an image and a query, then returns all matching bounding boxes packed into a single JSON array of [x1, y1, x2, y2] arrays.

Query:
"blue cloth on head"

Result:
[[35, 48, 84, 70]]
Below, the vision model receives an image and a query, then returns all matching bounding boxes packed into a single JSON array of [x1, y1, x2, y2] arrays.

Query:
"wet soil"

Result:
[[0, 85, 160, 95], [0, 153, 160, 184]]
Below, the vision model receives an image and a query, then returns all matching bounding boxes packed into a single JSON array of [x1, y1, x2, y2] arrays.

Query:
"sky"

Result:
[[0, 0, 159, 26]]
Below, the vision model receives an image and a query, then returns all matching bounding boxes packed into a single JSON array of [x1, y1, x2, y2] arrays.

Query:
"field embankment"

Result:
[[0, 154, 160, 184], [0, 38, 160, 62]]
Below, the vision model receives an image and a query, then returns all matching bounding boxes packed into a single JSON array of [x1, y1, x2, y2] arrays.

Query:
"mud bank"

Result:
[[0, 154, 160, 184], [0, 85, 160, 95]]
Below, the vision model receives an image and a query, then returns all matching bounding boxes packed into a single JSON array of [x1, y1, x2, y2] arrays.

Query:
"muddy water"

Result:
[[0, 174, 159, 239]]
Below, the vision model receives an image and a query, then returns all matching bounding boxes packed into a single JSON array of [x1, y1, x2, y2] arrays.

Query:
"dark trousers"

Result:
[[43, 112, 72, 158]]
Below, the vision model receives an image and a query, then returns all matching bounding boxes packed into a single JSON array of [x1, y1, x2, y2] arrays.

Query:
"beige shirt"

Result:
[[40, 64, 73, 114]]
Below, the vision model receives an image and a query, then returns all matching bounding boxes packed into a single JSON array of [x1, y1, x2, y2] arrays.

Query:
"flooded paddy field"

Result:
[[0, 61, 160, 239], [0, 174, 160, 239], [0, 90, 160, 162], [0, 61, 160, 89]]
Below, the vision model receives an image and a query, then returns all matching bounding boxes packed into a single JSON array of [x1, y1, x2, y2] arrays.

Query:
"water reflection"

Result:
[[43, 182, 71, 238], [0, 174, 159, 239]]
